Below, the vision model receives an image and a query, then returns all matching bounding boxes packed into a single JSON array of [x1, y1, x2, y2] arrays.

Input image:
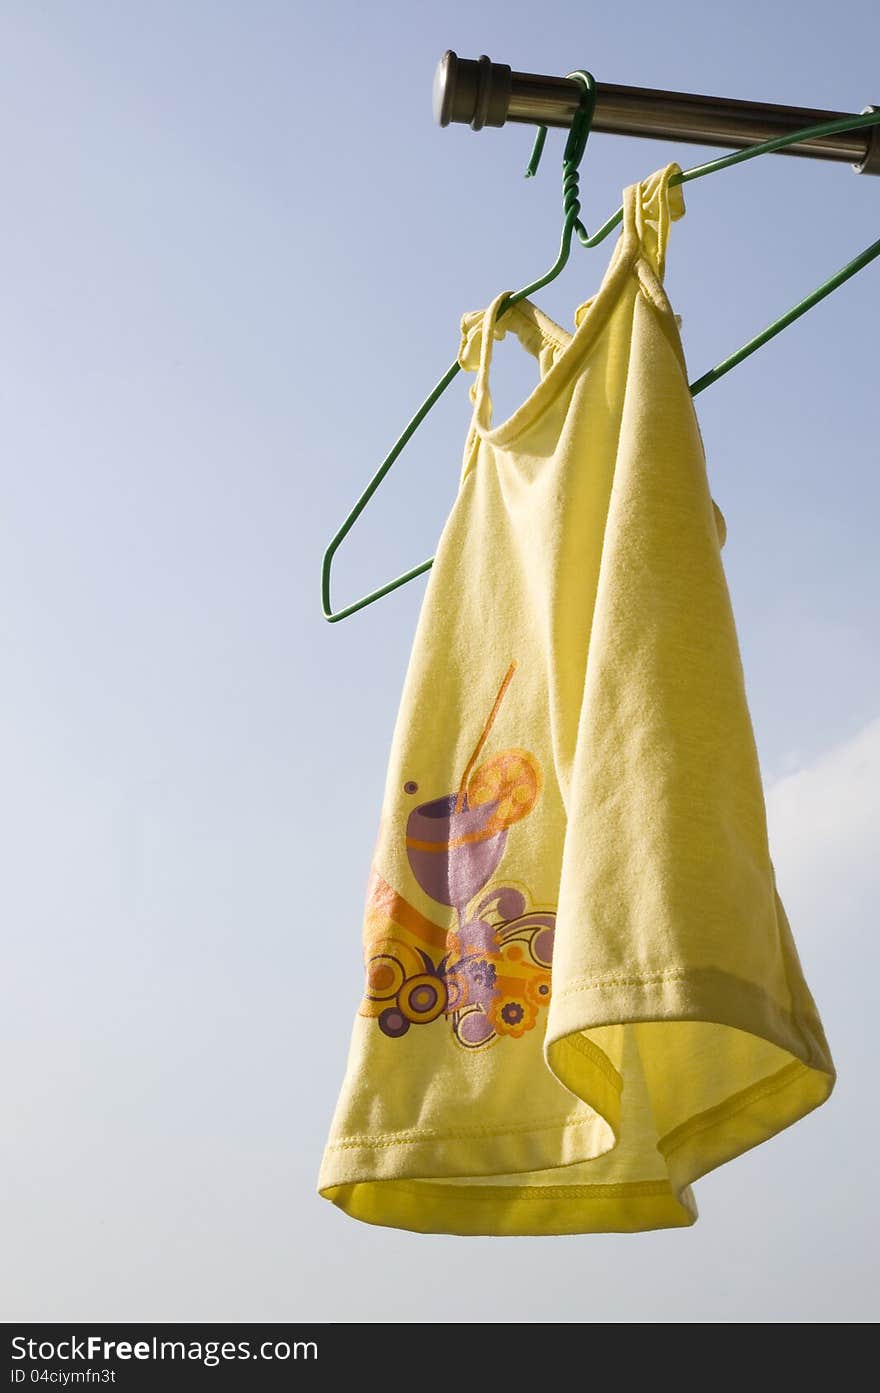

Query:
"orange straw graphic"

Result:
[[454, 661, 517, 813]]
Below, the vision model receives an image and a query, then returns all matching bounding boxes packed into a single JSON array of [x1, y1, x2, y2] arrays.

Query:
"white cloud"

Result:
[[766, 715, 880, 961]]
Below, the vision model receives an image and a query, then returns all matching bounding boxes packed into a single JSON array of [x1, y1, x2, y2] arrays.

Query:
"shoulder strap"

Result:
[[623, 162, 686, 282]]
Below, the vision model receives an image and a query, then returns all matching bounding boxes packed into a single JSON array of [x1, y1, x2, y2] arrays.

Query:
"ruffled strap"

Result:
[[624, 162, 686, 282], [457, 296, 569, 413], [458, 303, 505, 407]]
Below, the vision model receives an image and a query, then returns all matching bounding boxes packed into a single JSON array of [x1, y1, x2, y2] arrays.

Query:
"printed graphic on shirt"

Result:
[[360, 872, 555, 1048], [359, 662, 556, 1049]]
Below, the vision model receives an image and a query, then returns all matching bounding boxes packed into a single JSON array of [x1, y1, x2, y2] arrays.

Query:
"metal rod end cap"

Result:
[[433, 50, 512, 129]]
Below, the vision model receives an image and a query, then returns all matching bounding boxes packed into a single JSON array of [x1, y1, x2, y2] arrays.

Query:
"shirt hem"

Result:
[[318, 967, 834, 1236]]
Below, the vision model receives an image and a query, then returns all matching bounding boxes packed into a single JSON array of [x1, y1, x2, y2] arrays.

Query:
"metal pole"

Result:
[[433, 52, 880, 175]]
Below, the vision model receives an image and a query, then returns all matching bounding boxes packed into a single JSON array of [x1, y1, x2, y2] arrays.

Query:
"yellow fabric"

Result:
[[318, 163, 835, 1235]]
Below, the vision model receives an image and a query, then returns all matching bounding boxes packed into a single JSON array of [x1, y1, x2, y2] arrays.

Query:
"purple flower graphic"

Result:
[[467, 959, 497, 989]]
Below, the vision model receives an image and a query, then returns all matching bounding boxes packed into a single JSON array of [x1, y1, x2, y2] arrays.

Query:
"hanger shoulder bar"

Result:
[[434, 52, 880, 173]]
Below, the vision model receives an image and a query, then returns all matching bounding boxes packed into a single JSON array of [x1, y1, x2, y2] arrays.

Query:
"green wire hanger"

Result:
[[322, 73, 880, 622]]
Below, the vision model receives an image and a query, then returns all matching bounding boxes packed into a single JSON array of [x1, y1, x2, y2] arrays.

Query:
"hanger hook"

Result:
[[524, 70, 597, 178]]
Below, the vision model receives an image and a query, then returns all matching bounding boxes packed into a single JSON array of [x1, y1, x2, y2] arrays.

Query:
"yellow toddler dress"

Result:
[[318, 163, 835, 1234]]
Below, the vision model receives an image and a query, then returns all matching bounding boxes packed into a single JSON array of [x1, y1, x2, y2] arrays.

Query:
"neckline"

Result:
[[468, 180, 646, 448]]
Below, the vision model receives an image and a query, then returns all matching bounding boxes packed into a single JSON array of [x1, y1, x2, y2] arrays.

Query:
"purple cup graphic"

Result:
[[406, 793, 507, 915]]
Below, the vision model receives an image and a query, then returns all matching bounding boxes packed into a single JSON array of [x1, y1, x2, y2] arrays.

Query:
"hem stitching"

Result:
[[325, 1109, 602, 1151]]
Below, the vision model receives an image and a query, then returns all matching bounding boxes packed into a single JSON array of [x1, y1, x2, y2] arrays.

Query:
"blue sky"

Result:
[[1, 0, 877, 1322]]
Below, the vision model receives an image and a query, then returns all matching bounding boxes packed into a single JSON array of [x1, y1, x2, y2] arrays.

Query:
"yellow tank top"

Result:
[[318, 163, 835, 1235]]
